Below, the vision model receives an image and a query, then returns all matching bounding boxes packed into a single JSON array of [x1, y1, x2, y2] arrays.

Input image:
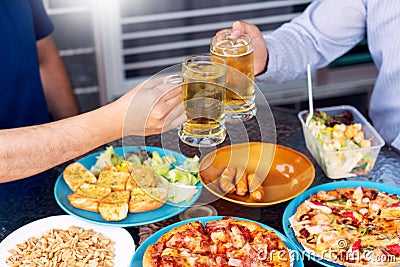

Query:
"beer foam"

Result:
[[213, 39, 253, 57]]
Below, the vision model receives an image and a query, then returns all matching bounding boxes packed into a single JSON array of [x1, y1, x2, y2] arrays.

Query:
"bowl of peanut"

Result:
[[0, 215, 135, 267]]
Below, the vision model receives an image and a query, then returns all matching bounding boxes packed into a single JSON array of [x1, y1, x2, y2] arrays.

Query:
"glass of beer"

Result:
[[210, 32, 255, 122], [166, 55, 227, 147]]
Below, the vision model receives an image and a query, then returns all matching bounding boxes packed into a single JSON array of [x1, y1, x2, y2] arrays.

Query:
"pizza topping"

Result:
[[311, 213, 332, 225], [306, 234, 317, 244], [363, 189, 378, 200], [358, 227, 368, 236], [351, 239, 362, 251], [228, 242, 257, 262], [210, 229, 228, 243], [345, 198, 353, 209], [316, 232, 340, 247], [386, 244, 400, 256], [370, 198, 388, 211], [378, 192, 396, 201], [342, 211, 363, 224], [359, 207, 369, 215], [228, 258, 243, 266], [305, 200, 332, 213], [153, 242, 165, 256], [352, 186, 364, 200], [213, 254, 228, 266], [229, 225, 246, 248], [306, 225, 332, 235], [317, 190, 341, 201], [299, 228, 310, 239], [206, 219, 228, 231], [299, 213, 311, 221], [309, 200, 325, 206], [325, 197, 348, 204]]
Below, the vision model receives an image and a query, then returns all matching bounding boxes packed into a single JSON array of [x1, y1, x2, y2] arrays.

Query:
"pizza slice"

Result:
[[206, 218, 290, 267], [143, 221, 216, 267], [144, 247, 217, 267]]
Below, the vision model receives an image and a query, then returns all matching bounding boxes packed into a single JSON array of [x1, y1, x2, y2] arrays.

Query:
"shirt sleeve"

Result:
[[257, 0, 367, 84], [29, 0, 54, 40]]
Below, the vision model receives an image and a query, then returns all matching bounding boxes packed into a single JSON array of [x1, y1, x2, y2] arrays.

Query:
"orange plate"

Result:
[[199, 142, 315, 207]]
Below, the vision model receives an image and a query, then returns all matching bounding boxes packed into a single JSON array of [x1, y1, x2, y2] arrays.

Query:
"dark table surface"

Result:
[[1, 107, 399, 267]]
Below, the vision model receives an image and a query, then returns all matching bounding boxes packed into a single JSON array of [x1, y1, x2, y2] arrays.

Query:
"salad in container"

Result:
[[298, 105, 384, 179]]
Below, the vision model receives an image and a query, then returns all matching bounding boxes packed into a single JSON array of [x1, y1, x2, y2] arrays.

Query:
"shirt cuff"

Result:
[[391, 133, 400, 152], [255, 35, 280, 83]]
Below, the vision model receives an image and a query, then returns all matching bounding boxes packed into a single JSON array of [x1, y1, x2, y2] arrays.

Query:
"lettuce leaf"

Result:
[[156, 175, 198, 203], [90, 146, 116, 175], [144, 151, 176, 177]]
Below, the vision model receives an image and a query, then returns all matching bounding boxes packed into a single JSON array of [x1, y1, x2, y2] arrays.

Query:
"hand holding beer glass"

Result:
[[210, 32, 256, 122], [165, 55, 227, 147]]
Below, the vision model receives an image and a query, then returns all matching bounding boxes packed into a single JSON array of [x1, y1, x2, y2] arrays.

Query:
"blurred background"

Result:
[[46, 0, 377, 115]]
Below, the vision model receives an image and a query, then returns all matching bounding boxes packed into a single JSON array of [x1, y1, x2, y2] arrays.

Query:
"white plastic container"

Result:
[[298, 105, 385, 179]]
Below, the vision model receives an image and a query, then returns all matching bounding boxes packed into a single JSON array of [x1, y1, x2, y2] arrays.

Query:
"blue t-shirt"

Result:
[[0, 0, 54, 129]]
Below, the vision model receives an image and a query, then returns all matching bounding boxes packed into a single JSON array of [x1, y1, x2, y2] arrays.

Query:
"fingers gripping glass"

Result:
[[210, 32, 256, 122]]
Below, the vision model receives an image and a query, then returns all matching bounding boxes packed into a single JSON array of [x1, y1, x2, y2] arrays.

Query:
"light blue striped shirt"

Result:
[[257, 0, 400, 151]]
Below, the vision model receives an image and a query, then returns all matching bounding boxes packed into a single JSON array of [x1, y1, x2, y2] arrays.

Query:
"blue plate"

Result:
[[283, 181, 400, 267], [131, 216, 304, 267], [54, 146, 202, 227]]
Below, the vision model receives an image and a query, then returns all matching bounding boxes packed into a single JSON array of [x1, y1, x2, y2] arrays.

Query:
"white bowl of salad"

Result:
[[298, 105, 384, 179]]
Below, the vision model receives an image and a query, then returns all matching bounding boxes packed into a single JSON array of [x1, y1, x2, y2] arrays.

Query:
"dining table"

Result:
[[1, 106, 399, 267]]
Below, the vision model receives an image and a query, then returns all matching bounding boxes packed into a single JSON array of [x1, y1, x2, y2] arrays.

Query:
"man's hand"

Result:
[[122, 78, 186, 136], [216, 21, 268, 75]]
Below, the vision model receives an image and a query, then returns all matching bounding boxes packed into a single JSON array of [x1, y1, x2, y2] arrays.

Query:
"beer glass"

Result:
[[210, 32, 255, 122], [166, 55, 227, 147]]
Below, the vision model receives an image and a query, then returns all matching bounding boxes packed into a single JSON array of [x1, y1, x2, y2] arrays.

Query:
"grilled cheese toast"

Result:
[[68, 183, 113, 213], [63, 162, 97, 192], [129, 187, 168, 213], [99, 190, 130, 221], [97, 170, 130, 191]]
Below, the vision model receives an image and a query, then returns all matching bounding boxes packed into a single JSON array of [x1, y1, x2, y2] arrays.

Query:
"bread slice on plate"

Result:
[[75, 183, 112, 199], [63, 162, 97, 191], [97, 170, 130, 191], [99, 190, 130, 221], [68, 194, 100, 212], [67, 183, 113, 213], [125, 175, 137, 191], [129, 187, 168, 213]]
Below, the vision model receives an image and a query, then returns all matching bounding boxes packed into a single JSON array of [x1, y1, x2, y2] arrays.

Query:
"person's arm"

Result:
[[37, 35, 80, 119], [229, 0, 367, 83], [0, 79, 185, 183]]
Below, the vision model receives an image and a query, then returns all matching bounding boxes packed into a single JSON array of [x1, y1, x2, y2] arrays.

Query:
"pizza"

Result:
[[143, 217, 290, 267], [291, 186, 400, 266]]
